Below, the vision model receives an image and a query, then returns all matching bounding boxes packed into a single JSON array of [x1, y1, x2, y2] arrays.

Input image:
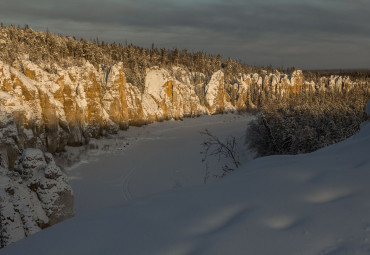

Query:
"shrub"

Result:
[[246, 92, 368, 156]]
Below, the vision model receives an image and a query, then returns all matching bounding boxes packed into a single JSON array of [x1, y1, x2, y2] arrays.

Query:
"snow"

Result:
[[0, 148, 73, 247], [64, 113, 253, 214], [205, 70, 223, 106], [141, 93, 163, 119], [0, 89, 25, 115], [366, 100, 370, 116], [145, 68, 171, 101], [2, 114, 370, 255]]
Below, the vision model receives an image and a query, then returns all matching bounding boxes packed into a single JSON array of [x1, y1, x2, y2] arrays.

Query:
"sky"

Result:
[[1, 0, 369, 69]]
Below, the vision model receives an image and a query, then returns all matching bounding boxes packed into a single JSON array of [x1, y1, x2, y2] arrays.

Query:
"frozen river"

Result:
[[66, 113, 254, 215]]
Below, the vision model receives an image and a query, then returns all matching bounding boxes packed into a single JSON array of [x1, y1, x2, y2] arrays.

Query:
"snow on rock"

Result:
[[0, 149, 73, 248], [0, 111, 73, 248], [14, 148, 46, 177], [204, 70, 232, 113], [290, 70, 303, 94], [14, 149, 74, 224], [236, 75, 254, 109], [145, 67, 171, 102], [140, 67, 206, 121], [0, 110, 21, 171], [102, 63, 129, 131]]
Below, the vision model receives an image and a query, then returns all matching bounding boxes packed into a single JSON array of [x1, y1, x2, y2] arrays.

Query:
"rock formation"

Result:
[[0, 148, 73, 248], [1, 58, 368, 162]]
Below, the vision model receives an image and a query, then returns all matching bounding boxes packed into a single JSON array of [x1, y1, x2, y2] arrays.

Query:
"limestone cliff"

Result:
[[1, 59, 367, 166]]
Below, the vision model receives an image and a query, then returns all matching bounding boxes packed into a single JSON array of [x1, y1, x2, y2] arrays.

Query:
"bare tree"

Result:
[[201, 129, 240, 180]]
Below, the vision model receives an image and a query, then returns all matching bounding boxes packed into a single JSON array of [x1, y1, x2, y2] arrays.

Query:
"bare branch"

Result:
[[201, 129, 240, 180]]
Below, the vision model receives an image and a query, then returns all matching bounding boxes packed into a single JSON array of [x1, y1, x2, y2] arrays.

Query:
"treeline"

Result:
[[0, 24, 268, 92], [1, 24, 369, 89], [303, 69, 370, 82]]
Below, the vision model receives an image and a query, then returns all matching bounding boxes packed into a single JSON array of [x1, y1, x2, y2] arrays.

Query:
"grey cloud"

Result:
[[3, 0, 369, 35], [0, 0, 369, 69]]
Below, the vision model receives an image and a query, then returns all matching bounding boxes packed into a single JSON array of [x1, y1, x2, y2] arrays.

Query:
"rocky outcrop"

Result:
[[0, 149, 73, 248], [0, 58, 367, 165], [0, 110, 22, 171], [205, 70, 232, 113], [0, 111, 73, 248], [143, 68, 206, 121]]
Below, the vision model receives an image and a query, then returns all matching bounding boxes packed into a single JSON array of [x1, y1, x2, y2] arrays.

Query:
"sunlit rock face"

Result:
[[143, 68, 206, 121], [290, 70, 303, 94], [0, 60, 212, 157], [204, 70, 231, 113], [0, 58, 364, 160]]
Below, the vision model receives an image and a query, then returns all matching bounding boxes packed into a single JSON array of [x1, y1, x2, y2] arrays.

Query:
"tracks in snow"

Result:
[[121, 165, 137, 201], [118, 115, 252, 203]]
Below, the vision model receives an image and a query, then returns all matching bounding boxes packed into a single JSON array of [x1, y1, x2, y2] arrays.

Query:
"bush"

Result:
[[246, 92, 368, 156]]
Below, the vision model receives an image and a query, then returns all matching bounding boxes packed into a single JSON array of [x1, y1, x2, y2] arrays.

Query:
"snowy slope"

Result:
[[2, 117, 370, 255]]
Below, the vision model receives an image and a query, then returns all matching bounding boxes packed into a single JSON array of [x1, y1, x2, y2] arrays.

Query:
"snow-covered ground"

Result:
[[62, 113, 254, 215], [2, 114, 370, 255]]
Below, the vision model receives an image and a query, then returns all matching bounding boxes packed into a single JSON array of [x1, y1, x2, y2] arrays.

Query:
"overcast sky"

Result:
[[1, 0, 369, 69]]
